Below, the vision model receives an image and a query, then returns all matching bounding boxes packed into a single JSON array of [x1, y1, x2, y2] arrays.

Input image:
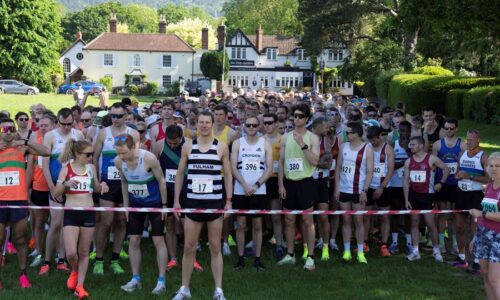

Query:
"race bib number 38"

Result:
[[286, 158, 304, 172], [0, 171, 20, 187], [165, 169, 177, 183], [107, 166, 121, 180], [409, 170, 426, 183], [192, 178, 213, 193]]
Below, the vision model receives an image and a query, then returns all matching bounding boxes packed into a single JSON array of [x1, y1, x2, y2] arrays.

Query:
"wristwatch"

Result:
[[301, 144, 309, 150], [24, 139, 29, 146], [255, 181, 261, 188], [482, 211, 487, 218]]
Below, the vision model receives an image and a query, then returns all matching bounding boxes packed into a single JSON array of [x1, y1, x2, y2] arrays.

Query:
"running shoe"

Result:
[[6, 242, 16, 254], [167, 259, 178, 270], [111, 260, 125, 274], [57, 262, 71, 273], [245, 241, 255, 248], [222, 242, 231, 256], [405, 244, 413, 255], [142, 230, 150, 239], [275, 245, 285, 261], [353, 243, 370, 253], [74, 285, 90, 299], [380, 245, 391, 257], [193, 260, 203, 272], [439, 244, 447, 254], [30, 254, 44, 267], [277, 254, 296, 266], [89, 251, 96, 261], [121, 278, 142, 292], [268, 236, 277, 245], [29, 249, 38, 257], [120, 249, 129, 259], [213, 289, 226, 300], [152, 281, 166, 295], [38, 264, 50, 276], [228, 235, 236, 247], [342, 251, 352, 262], [321, 247, 330, 261], [303, 257, 315, 271], [388, 244, 400, 255], [67, 271, 78, 291], [406, 251, 421, 261], [301, 246, 308, 260], [233, 260, 245, 271], [172, 286, 191, 300], [433, 251, 443, 263], [254, 260, 266, 272], [449, 256, 469, 269], [315, 238, 324, 250], [329, 239, 339, 251], [93, 261, 104, 275], [19, 274, 32, 288], [467, 262, 481, 275], [357, 253, 368, 264], [28, 237, 36, 250]]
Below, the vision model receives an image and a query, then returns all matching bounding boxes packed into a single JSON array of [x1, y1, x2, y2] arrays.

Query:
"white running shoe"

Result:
[[121, 279, 142, 292], [222, 242, 231, 256], [151, 281, 166, 295], [213, 288, 226, 300], [28, 249, 38, 258], [30, 254, 43, 267], [245, 240, 254, 248], [329, 239, 339, 251], [406, 251, 421, 261], [172, 286, 191, 300], [315, 238, 324, 250], [433, 251, 444, 262]]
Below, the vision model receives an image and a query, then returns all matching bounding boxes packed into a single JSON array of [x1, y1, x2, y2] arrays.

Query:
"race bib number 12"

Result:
[[0, 171, 20, 187]]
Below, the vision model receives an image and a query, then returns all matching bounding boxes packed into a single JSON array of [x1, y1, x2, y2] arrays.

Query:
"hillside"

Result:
[[58, 0, 226, 17]]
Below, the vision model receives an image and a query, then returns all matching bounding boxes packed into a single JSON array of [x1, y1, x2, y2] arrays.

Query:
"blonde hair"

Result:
[[59, 139, 92, 164], [486, 152, 500, 177]]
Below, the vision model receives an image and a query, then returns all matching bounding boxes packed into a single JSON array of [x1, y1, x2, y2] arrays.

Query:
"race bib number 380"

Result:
[[286, 158, 304, 172], [0, 171, 20, 186]]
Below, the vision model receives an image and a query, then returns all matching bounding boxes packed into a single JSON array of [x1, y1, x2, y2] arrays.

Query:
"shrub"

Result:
[[99, 76, 112, 92], [128, 84, 138, 95], [165, 81, 180, 96], [463, 86, 500, 125], [445, 89, 467, 119], [144, 82, 158, 96], [412, 66, 454, 76], [375, 69, 403, 103]]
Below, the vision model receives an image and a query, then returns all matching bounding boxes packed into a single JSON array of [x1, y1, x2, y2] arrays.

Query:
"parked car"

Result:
[[184, 78, 212, 96], [0, 79, 39, 95], [58, 80, 103, 95]]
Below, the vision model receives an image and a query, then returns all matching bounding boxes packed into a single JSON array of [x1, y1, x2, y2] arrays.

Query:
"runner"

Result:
[[93, 102, 139, 275], [171, 111, 232, 300], [404, 136, 449, 262], [14, 112, 32, 140], [422, 107, 444, 152], [455, 129, 489, 271], [366, 126, 394, 257], [327, 118, 342, 252], [432, 118, 465, 253], [40, 108, 84, 276], [470, 152, 500, 300], [150, 100, 178, 155], [114, 134, 168, 295], [53, 139, 108, 298], [0, 117, 50, 289], [231, 116, 273, 271], [335, 122, 374, 264], [277, 103, 320, 271]]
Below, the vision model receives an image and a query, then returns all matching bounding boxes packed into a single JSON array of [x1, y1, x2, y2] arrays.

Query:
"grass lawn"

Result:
[[0, 239, 485, 299]]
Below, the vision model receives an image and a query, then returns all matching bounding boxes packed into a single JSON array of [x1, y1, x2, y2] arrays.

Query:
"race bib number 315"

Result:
[[70, 176, 91, 192]]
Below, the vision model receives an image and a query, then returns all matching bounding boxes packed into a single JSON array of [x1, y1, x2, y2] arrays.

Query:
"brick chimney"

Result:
[[109, 13, 117, 33], [76, 31, 82, 41], [201, 28, 209, 50], [217, 22, 226, 51], [256, 25, 263, 53], [159, 14, 167, 34]]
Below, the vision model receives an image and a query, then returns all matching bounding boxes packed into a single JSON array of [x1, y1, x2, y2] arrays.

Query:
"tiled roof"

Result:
[[247, 35, 301, 55], [84, 32, 194, 53]]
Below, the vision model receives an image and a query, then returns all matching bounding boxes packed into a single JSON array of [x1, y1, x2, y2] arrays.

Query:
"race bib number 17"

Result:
[[192, 178, 213, 193]]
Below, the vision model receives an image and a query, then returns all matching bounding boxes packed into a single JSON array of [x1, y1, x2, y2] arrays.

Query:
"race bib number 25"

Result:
[[107, 166, 121, 180]]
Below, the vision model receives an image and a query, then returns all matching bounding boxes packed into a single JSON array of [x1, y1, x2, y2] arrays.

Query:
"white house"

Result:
[[221, 25, 353, 95], [59, 32, 86, 82]]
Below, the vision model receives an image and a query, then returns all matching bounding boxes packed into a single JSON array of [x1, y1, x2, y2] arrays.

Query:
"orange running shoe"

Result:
[[57, 262, 71, 273], [39, 264, 50, 276], [380, 245, 391, 257], [74, 285, 89, 299], [193, 260, 203, 272], [28, 237, 36, 250], [67, 271, 78, 291], [6, 242, 16, 254], [19, 274, 32, 288], [167, 259, 178, 271]]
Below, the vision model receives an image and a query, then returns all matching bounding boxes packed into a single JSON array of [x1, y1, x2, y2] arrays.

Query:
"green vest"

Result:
[[284, 131, 315, 180]]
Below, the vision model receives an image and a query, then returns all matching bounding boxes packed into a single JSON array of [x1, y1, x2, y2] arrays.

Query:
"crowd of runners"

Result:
[[0, 89, 498, 300]]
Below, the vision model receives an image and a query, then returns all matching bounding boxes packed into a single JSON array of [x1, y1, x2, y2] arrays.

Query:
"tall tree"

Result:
[[0, 0, 63, 91], [166, 18, 216, 49], [158, 4, 218, 27]]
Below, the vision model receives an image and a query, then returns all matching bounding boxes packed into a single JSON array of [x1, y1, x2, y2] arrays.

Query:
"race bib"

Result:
[[481, 198, 499, 213], [128, 184, 150, 198], [330, 159, 336, 171], [192, 178, 213, 193], [0, 171, 20, 187], [409, 170, 426, 183], [243, 157, 260, 172], [272, 161, 279, 173], [165, 169, 177, 183], [341, 161, 355, 177], [107, 166, 121, 180], [445, 162, 458, 175], [396, 168, 404, 178], [458, 179, 473, 191], [69, 176, 91, 192], [373, 163, 387, 178], [286, 158, 304, 172]]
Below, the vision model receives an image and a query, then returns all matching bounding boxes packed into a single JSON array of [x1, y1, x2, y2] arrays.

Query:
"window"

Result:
[[133, 54, 141, 67], [267, 48, 277, 60], [104, 53, 113, 66], [162, 75, 172, 87], [331, 78, 346, 88], [63, 58, 71, 73], [259, 76, 268, 88], [276, 76, 302, 87], [162, 55, 172, 67], [228, 75, 248, 87], [327, 50, 343, 61], [297, 49, 306, 61], [231, 47, 246, 59], [76, 53, 84, 60]]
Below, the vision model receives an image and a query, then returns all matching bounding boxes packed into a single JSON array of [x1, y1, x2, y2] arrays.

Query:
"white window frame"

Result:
[[63, 58, 71, 73], [231, 47, 247, 59], [267, 48, 277, 60], [162, 75, 172, 88], [103, 53, 113, 66], [133, 54, 141, 67], [162, 55, 172, 67], [297, 49, 306, 61], [328, 50, 343, 61], [259, 76, 269, 88]]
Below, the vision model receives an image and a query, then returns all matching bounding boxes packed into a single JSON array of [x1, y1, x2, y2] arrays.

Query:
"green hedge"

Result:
[[387, 75, 500, 115], [445, 89, 467, 119], [375, 69, 402, 103], [463, 86, 500, 125], [412, 66, 454, 76]]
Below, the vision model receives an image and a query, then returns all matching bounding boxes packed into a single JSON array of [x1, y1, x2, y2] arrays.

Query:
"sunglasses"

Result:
[[59, 122, 73, 127], [263, 121, 275, 126], [444, 127, 456, 131], [110, 113, 125, 119], [294, 114, 307, 119], [81, 119, 92, 123], [227, 117, 233, 120], [114, 135, 131, 142], [79, 152, 94, 157], [138, 130, 146, 134], [245, 123, 259, 128], [17, 118, 29, 122], [34, 118, 40, 122], [0, 126, 16, 133]]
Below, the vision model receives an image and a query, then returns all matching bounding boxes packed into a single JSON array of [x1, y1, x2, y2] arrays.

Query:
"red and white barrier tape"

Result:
[[0, 205, 469, 215]]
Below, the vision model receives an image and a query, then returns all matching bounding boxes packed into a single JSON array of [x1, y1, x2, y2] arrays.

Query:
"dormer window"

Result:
[[297, 49, 307, 61], [267, 48, 277, 60]]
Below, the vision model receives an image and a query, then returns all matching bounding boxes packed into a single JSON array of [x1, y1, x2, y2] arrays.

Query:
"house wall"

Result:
[[59, 41, 85, 76]]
